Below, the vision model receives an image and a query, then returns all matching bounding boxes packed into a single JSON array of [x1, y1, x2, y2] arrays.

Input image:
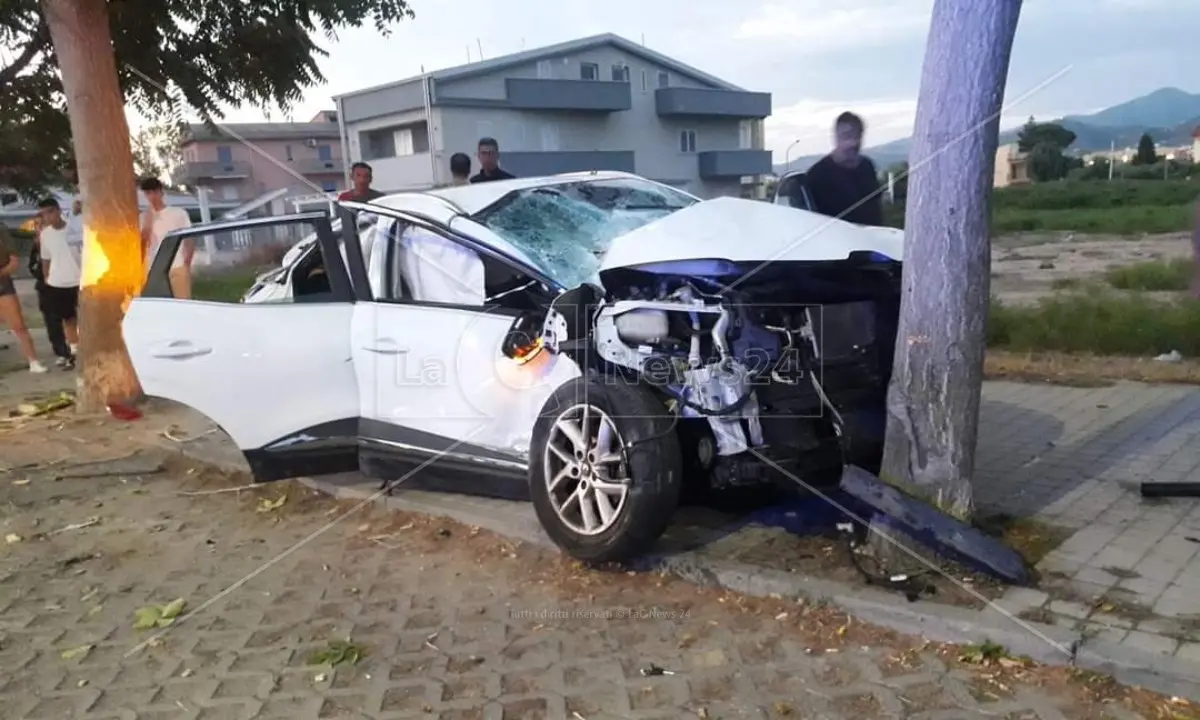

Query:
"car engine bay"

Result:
[[546, 256, 902, 493]]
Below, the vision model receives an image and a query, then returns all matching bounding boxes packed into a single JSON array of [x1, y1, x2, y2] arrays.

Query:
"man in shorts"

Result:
[[139, 177, 194, 298], [36, 197, 81, 369], [0, 223, 46, 372]]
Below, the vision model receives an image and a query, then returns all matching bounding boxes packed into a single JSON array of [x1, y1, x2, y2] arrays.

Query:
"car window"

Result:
[[474, 177, 698, 288]]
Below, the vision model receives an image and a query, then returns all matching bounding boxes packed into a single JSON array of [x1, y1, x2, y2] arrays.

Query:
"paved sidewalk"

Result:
[[976, 382, 1200, 663], [0, 414, 1181, 720]]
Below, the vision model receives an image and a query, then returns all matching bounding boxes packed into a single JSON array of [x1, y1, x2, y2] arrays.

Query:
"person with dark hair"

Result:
[[139, 176, 194, 298], [804, 111, 883, 227], [470, 137, 515, 183], [35, 197, 81, 369], [449, 153, 472, 186], [338, 162, 385, 201], [27, 218, 72, 366]]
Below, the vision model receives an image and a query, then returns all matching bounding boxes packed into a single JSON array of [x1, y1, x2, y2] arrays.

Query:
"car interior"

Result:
[[366, 217, 551, 312]]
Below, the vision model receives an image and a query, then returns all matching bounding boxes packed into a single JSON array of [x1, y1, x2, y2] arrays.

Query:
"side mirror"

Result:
[[500, 311, 545, 364]]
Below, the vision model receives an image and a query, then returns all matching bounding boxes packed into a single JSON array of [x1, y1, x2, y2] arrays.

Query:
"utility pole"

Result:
[[1108, 140, 1115, 181]]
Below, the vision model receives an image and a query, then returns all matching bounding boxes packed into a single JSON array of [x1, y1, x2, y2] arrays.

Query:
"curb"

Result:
[[161, 438, 1200, 702]]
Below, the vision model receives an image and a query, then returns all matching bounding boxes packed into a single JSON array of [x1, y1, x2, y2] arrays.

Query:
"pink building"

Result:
[[176, 111, 346, 203]]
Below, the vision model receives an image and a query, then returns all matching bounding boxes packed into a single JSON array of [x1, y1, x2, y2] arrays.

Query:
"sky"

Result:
[[166, 0, 1200, 162]]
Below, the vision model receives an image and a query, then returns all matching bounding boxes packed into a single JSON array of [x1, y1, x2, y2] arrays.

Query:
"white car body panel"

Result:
[[352, 302, 580, 458], [600, 196, 904, 272], [124, 299, 358, 451]]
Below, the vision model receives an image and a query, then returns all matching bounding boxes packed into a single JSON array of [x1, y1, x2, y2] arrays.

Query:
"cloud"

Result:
[[736, 0, 932, 52]]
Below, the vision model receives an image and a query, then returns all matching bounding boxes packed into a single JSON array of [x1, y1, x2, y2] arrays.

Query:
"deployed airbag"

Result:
[[398, 226, 486, 306]]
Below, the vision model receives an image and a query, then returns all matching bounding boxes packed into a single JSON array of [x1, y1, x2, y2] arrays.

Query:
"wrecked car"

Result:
[[126, 171, 902, 563]]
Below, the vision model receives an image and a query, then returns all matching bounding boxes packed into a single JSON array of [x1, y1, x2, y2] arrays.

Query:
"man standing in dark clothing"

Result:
[[470, 138, 516, 183], [338, 162, 386, 202], [805, 112, 883, 227]]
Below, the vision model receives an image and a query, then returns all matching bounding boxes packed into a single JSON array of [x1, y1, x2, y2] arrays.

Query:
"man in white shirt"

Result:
[[36, 197, 82, 369], [139, 177, 194, 298]]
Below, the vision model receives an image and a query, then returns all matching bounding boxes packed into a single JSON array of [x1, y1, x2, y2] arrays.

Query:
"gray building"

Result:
[[332, 33, 771, 198]]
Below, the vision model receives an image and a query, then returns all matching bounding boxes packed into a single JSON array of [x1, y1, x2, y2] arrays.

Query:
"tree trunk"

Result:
[[879, 0, 1024, 521], [42, 0, 143, 410]]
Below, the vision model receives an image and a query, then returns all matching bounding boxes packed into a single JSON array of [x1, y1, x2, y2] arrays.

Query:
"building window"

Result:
[[317, 144, 332, 161], [739, 120, 753, 150], [657, 71, 670, 88], [610, 64, 629, 82], [216, 145, 233, 164], [219, 184, 239, 201], [393, 128, 415, 156], [580, 62, 599, 81], [679, 130, 696, 153], [640, 69, 648, 92], [537, 59, 553, 79], [321, 180, 337, 192], [285, 145, 293, 161]]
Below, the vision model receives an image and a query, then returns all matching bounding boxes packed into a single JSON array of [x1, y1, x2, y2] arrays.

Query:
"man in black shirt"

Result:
[[469, 137, 516, 183], [805, 111, 883, 226]]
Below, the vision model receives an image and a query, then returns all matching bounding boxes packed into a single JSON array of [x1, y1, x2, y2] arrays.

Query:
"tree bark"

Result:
[[880, 0, 1024, 521], [42, 0, 143, 410]]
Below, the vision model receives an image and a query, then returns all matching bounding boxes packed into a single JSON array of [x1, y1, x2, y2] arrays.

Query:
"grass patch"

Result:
[[984, 349, 1200, 386], [976, 514, 1071, 566], [1049, 277, 1083, 291], [988, 288, 1200, 356], [192, 267, 265, 303], [1104, 258, 1192, 291]]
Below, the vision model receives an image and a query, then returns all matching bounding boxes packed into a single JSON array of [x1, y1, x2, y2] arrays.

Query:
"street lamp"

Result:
[[783, 139, 803, 171]]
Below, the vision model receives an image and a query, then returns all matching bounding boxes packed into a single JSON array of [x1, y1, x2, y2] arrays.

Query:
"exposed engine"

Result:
[[542, 257, 901, 494]]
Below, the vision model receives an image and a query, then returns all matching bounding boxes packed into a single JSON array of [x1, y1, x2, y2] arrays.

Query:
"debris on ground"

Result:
[[14, 392, 75, 418], [60, 644, 93, 661], [132, 598, 188, 630], [308, 639, 367, 667], [256, 494, 287, 513], [1155, 350, 1184, 363]]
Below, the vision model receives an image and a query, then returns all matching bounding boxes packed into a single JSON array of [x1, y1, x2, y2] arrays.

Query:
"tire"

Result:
[[529, 375, 682, 564]]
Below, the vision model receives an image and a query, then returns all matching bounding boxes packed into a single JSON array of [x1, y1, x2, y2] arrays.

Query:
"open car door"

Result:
[[123, 213, 362, 481]]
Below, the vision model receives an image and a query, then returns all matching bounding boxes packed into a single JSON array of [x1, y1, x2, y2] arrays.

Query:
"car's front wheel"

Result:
[[529, 376, 681, 564]]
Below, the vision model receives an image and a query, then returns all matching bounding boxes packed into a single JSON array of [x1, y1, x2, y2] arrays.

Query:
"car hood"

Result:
[[598, 197, 903, 273]]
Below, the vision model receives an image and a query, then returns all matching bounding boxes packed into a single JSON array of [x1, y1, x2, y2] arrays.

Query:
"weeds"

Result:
[[1104, 258, 1192, 291], [988, 289, 1200, 356]]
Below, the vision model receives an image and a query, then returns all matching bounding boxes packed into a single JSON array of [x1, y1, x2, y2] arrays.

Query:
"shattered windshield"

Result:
[[474, 177, 698, 287]]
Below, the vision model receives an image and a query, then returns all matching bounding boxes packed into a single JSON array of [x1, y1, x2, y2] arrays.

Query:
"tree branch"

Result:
[[0, 24, 49, 88]]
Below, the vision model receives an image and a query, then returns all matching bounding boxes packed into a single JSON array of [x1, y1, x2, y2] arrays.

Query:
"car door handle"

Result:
[[149, 340, 212, 360], [363, 338, 409, 355]]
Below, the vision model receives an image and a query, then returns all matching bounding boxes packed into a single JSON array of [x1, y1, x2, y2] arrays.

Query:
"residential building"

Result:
[[332, 33, 772, 198], [176, 111, 345, 204], [0, 187, 241, 231], [994, 143, 1031, 187]]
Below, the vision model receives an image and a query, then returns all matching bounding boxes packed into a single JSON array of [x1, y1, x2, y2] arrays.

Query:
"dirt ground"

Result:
[[991, 230, 1193, 306], [2, 409, 1198, 719]]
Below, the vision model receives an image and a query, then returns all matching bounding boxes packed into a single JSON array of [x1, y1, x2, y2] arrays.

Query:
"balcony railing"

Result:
[[177, 161, 252, 182]]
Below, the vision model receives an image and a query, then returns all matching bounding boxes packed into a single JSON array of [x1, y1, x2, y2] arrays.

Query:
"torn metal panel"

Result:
[[839, 465, 1031, 585]]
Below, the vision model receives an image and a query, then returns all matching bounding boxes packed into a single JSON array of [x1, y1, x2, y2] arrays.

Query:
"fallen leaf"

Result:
[[133, 606, 162, 630], [12, 478, 30, 486], [160, 598, 187, 620], [61, 644, 93, 660], [257, 495, 287, 513], [4, 533, 22, 544]]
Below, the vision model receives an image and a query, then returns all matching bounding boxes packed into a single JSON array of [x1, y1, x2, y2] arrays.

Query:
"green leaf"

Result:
[[61, 644, 93, 660], [133, 606, 162, 630], [160, 598, 186, 620]]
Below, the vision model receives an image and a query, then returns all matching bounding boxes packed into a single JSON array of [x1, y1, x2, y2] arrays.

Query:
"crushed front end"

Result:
[[547, 253, 901, 496]]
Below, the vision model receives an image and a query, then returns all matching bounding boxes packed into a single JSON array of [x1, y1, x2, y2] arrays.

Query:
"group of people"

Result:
[[0, 176, 191, 374], [336, 136, 517, 202]]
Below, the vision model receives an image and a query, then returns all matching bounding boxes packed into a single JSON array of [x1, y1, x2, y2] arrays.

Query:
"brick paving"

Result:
[[0, 416, 1165, 720], [975, 382, 1200, 662]]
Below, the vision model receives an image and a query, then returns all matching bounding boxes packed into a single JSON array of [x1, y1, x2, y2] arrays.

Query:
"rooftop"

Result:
[[335, 33, 743, 101]]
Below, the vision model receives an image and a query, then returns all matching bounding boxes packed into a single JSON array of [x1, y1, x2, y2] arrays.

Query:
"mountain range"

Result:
[[774, 87, 1200, 174]]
